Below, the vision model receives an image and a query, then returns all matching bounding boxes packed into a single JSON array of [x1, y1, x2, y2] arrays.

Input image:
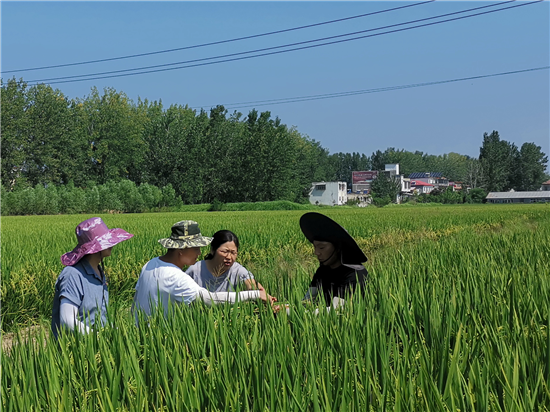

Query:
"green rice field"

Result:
[[2, 204, 550, 411]]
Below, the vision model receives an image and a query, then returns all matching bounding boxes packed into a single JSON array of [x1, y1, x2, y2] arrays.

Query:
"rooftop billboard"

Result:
[[352, 171, 378, 184]]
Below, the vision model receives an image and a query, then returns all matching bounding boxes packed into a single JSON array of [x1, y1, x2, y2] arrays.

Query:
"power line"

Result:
[[26, 0, 517, 84], [4, 0, 434, 74], [27, 0, 538, 85], [193, 67, 548, 111]]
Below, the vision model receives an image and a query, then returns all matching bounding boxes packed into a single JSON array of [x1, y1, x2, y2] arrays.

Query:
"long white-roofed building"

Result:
[[486, 191, 550, 204]]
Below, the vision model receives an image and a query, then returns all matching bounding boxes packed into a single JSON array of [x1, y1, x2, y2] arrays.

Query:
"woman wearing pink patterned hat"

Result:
[[51, 217, 133, 338]]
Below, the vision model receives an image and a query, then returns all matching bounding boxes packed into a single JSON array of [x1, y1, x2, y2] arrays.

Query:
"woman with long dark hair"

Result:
[[186, 230, 273, 301]]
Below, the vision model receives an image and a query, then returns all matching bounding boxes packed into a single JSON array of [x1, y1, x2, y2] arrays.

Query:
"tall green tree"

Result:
[[479, 131, 517, 192], [370, 173, 401, 205], [293, 134, 333, 201], [512, 142, 548, 191], [370, 149, 389, 171], [1, 78, 29, 190], [23, 84, 85, 187], [330, 152, 370, 186], [384, 148, 424, 177], [84, 87, 146, 184], [438, 152, 468, 182], [464, 158, 483, 188], [242, 109, 295, 202]]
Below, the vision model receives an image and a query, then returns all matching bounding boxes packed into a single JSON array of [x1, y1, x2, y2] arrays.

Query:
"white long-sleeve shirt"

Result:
[[133, 257, 260, 321]]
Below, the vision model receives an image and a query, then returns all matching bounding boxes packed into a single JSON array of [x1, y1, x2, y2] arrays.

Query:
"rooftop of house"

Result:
[[486, 191, 550, 199], [411, 181, 433, 186], [408, 172, 444, 179]]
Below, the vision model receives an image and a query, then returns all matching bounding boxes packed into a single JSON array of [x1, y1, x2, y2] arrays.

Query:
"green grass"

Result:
[[2, 204, 549, 411]]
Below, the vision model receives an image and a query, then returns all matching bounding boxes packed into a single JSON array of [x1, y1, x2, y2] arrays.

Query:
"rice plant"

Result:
[[1, 204, 549, 411]]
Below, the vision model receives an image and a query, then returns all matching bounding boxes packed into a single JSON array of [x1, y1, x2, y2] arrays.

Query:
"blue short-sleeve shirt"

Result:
[[51, 259, 109, 338]]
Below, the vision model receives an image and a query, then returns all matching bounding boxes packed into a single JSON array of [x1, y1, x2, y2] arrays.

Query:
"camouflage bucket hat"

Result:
[[158, 220, 212, 249]]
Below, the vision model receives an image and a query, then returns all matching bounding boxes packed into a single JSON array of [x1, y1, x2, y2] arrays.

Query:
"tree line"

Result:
[[0, 180, 182, 216], [2, 78, 548, 209], [369, 133, 547, 193]]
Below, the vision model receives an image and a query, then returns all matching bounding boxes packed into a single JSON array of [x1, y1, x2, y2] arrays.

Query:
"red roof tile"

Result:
[[411, 181, 433, 186]]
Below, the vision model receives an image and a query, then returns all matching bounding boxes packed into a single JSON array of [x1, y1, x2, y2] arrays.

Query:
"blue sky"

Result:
[[2, 1, 548, 159]]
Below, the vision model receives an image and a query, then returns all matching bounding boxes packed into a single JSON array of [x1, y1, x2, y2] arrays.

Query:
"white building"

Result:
[[486, 191, 550, 203], [309, 181, 348, 206], [408, 172, 449, 189], [383, 164, 412, 203], [352, 164, 412, 203], [411, 180, 434, 194]]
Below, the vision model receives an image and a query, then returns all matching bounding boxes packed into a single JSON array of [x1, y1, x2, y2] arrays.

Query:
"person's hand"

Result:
[[258, 285, 268, 303], [272, 303, 290, 314], [258, 285, 277, 306], [272, 303, 285, 313]]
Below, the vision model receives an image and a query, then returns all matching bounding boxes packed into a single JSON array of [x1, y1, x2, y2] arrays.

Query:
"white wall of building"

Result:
[[412, 183, 434, 194], [309, 182, 348, 206], [385, 163, 400, 176]]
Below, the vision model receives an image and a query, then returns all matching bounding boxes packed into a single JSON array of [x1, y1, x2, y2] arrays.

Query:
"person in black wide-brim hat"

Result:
[[299, 212, 368, 309]]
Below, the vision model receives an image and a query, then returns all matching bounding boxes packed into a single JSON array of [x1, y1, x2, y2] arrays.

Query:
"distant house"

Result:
[[352, 164, 411, 203], [449, 181, 463, 191], [408, 172, 449, 189], [309, 181, 347, 206], [541, 180, 550, 191], [351, 171, 378, 193], [486, 191, 550, 204], [411, 180, 434, 194]]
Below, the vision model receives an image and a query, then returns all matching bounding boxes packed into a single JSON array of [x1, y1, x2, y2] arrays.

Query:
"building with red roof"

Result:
[[411, 180, 434, 194]]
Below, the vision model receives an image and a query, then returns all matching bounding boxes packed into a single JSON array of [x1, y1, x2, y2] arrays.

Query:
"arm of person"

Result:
[[196, 287, 266, 306], [239, 268, 261, 292], [303, 267, 324, 302], [302, 286, 319, 301], [243, 279, 277, 305], [243, 278, 259, 290], [239, 264, 277, 305], [59, 298, 91, 334], [179, 268, 270, 306], [311, 267, 367, 314], [311, 296, 346, 315]]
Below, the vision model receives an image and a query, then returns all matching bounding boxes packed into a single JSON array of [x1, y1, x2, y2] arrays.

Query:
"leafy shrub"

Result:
[[117, 180, 145, 213], [161, 184, 182, 207], [139, 183, 162, 210], [467, 188, 487, 203], [372, 196, 392, 207], [208, 199, 225, 211], [98, 181, 124, 213]]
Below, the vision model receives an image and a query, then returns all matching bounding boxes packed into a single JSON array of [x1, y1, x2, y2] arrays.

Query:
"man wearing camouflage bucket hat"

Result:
[[133, 220, 272, 321]]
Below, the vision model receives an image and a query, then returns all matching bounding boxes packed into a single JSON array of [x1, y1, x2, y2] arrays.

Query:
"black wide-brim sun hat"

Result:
[[299, 212, 367, 264]]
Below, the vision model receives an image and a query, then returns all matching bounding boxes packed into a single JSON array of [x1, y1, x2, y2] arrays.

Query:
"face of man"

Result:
[[179, 247, 202, 267], [313, 241, 339, 267]]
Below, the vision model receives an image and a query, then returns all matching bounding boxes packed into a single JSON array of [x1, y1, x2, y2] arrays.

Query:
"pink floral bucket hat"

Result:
[[61, 217, 134, 266]]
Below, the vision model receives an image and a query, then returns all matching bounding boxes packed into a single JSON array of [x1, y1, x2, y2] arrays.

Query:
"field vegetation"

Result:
[[2, 204, 549, 411]]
